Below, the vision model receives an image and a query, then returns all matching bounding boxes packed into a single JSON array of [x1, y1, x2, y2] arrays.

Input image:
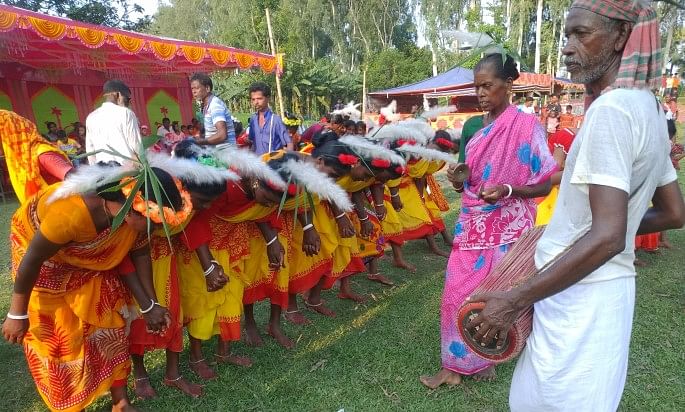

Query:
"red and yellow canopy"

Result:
[[0, 5, 282, 78]]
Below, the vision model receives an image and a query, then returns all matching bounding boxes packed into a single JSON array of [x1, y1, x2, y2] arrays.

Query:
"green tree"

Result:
[[366, 46, 433, 92], [5, 0, 151, 30]]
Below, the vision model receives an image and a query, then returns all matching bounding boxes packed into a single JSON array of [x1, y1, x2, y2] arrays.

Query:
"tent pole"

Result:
[[265, 8, 285, 118]]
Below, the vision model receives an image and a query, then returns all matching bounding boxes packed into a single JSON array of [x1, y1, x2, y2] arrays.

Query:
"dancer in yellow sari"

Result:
[[2, 166, 183, 412], [0, 110, 72, 204]]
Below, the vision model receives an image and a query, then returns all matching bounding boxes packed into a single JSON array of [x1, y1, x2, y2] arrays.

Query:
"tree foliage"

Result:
[[5, 0, 152, 31]]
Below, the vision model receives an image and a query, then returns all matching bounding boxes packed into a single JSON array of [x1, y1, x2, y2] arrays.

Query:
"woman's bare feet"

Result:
[[244, 322, 264, 347], [304, 299, 337, 317], [284, 310, 311, 325], [163, 375, 203, 398], [337, 291, 367, 303], [133, 377, 157, 400], [419, 368, 462, 389], [189, 358, 217, 381], [392, 259, 417, 273], [214, 353, 253, 368], [429, 246, 450, 258], [472, 366, 497, 382], [367, 273, 394, 286], [112, 401, 139, 412], [267, 324, 295, 349]]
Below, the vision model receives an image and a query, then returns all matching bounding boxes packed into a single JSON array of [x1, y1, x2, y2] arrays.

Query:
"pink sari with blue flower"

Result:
[[441, 105, 556, 375]]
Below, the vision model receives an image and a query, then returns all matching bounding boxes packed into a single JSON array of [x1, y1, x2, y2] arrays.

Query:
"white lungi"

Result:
[[509, 277, 635, 412]]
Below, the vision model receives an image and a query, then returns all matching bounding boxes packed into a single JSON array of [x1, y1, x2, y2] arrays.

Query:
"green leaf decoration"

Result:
[[292, 185, 300, 228], [277, 175, 292, 217], [147, 164, 173, 246], [142, 135, 160, 150], [111, 177, 144, 233], [305, 190, 315, 218]]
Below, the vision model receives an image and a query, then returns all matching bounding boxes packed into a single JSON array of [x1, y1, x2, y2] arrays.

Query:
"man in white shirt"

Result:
[[86, 80, 142, 164], [190, 72, 235, 147], [156, 117, 172, 137], [518, 96, 536, 114], [465, 2, 685, 411]]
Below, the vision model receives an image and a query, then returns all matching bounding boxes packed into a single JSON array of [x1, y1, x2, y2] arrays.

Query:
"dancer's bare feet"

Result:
[[304, 299, 337, 317], [392, 259, 417, 273], [244, 322, 264, 347], [189, 358, 217, 381], [660, 240, 673, 249], [214, 353, 253, 367], [267, 324, 295, 349], [366, 273, 394, 286], [112, 401, 139, 412], [338, 291, 367, 303], [472, 366, 496, 382], [133, 377, 157, 400], [284, 310, 311, 325], [163, 375, 203, 398], [419, 368, 462, 389], [429, 247, 450, 258]]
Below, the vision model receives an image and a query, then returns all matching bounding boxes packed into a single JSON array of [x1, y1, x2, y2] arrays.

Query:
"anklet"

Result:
[[189, 358, 206, 364], [165, 375, 183, 382], [134, 376, 150, 382]]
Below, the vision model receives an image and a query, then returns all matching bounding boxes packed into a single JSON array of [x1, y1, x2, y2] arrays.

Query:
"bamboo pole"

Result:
[[265, 8, 285, 118], [362, 69, 367, 121]]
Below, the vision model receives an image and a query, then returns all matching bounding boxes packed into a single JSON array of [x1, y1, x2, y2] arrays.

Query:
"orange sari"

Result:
[[0, 110, 70, 204], [10, 185, 142, 412]]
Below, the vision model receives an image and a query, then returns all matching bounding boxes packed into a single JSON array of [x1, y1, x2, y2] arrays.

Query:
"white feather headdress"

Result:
[[332, 101, 362, 121], [367, 123, 428, 146], [420, 105, 456, 120], [48, 163, 137, 203], [148, 152, 240, 184], [340, 135, 406, 165], [279, 159, 353, 211], [397, 144, 459, 165], [212, 146, 287, 189], [398, 119, 435, 143], [380, 100, 401, 123]]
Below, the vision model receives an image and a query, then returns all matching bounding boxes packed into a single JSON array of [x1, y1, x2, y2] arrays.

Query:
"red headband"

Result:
[[338, 153, 359, 166], [435, 138, 454, 149], [371, 158, 391, 168]]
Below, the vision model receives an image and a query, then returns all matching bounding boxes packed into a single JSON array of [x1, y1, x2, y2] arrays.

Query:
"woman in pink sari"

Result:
[[421, 53, 557, 388]]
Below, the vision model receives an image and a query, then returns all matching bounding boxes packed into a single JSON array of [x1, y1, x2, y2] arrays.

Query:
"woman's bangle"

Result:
[[359, 215, 369, 221], [203, 263, 216, 277], [503, 184, 513, 199], [6, 313, 29, 320], [140, 299, 156, 314], [390, 192, 400, 198], [302, 223, 314, 231], [266, 236, 278, 246], [335, 212, 346, 219], [375, 203, 385, 208], [210, 259, 220, 265]]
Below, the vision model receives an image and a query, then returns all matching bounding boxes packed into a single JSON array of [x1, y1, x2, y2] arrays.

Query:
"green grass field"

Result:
[[0, 172, 683, 412]]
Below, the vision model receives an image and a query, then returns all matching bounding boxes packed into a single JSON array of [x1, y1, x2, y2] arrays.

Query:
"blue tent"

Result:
[[368, 66, 474, 97]]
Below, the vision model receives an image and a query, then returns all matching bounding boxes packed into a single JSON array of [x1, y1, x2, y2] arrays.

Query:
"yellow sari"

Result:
[[396, 159, 437, 241], [423, 160, 448, 232], [176, 185, 274, 341], [0, 110, 70, 204], [10, 185, 140, 412]]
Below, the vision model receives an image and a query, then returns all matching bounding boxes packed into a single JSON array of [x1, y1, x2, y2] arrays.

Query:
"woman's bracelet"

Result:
[[140, 299, 156, 314], [375, 203, 385, 208], [302, 223, 314, 231], [335, 212, 346, 219], [203, 263, 216, 277], [6, 312, 29, 320], [503, 184, 513, 199], [359, 215, 369, 222], [390, 192, 400, 198], [266, 236, 278, 246]]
